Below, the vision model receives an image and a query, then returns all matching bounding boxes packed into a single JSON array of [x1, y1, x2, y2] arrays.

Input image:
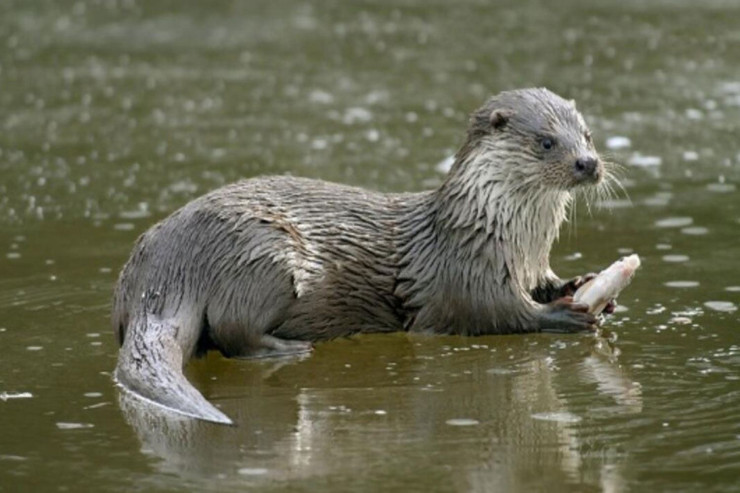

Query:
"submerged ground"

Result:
[[1, 0, 739, 491]]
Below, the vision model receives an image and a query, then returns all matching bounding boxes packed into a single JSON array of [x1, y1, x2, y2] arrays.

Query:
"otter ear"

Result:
[[489, 109, 514, 130]]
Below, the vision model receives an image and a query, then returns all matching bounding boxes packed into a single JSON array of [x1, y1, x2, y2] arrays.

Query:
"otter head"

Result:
[[455, 87, 604, 192]]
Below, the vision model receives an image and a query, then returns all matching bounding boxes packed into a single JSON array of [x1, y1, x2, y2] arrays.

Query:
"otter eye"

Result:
[[584, 131, 592, 143], [541, 138, 554, 151]]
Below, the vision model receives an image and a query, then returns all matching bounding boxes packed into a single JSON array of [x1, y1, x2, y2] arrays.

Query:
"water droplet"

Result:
[[56, 422, 94, 430], [0, 392, 32, 401], [435, 155, 455, 174], [664, 281, 699, 288], [655, 217, 693, 228], [628, 153, 662, 167], [704, 301, 737, 312], [237, 468, 268, 476], [662, 254, 689, 263], [446, 418, 479, 426], [606, 136, 631, 150], [707, 183, 736, 193], [532, 412, 581, 423], [681, 227, 708, 235]]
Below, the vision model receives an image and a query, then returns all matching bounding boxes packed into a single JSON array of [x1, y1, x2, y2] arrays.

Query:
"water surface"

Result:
[[2, 1, 740, 491]]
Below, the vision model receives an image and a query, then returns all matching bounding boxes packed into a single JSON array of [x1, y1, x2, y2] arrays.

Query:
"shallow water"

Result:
[[2, 0, 740, 491]]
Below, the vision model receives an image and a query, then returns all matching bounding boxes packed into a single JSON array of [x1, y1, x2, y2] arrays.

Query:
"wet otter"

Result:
[[113, 88, 616, 424]]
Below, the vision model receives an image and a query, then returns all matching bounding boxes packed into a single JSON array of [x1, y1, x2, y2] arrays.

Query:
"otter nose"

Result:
[[574, 157, 599, 180]]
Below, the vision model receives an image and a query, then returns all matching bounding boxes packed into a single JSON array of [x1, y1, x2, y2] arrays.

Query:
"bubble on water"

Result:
[[56, 422, 94, 430], [435, 155, 455, 174], [113, 223, 135, 231], [681, 227, 708, 235], [26, 346, 43, 351], [628, 153, 662, 167], [704, 301, 737, 313], [647, 305, 666, 315], [342, 107, 373, 124], [487, 368, 514, 375], [669, 316, 692, 325], [0, 455, 27, 461], [532, 412, 581, 423], [238, 468, 269, 476], [565, 252, 582, 261], [84, 392, 102, 398], [725, 286, 740, 292], [308, 90, 334, 104], [6, 252, 21, 259], [445, 418, 479, 426], [707, 183, 736, 193], [686, 108, 704, 120], [655, 217, 693, 228], [0, 392, 33, 401], [662, 254, 689, 263], [598, 198, 632, 209], [664, 281, 699, 288], [119, 207, 150, 220], [644, 191, 672, 206], [606, 136, 631, 150], [683, 151, 699, 161], [374, 410, 387, 416], [656, 244, 672, 250], [311, 138, 328, 150]]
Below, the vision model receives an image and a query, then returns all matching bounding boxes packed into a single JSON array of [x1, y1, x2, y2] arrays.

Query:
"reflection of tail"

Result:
[[114, 292, 233, 426]]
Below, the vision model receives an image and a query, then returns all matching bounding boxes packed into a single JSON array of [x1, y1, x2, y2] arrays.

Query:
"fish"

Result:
[[574, 254, 641, 315]]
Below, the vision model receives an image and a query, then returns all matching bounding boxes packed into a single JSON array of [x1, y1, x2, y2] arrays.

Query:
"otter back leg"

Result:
[[205, 253, 313, 359], [233, 335, 313, 359]]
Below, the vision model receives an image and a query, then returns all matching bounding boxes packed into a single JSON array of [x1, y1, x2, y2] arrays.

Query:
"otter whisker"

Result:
[[601, 167, 631, 206]]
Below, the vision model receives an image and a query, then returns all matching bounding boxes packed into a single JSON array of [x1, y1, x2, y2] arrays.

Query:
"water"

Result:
[[1, 0, 740, 491]]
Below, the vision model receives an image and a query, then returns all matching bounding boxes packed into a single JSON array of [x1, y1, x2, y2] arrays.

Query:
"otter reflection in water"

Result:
[[118, 335, 640, 490], [112, 88, 622, 424]]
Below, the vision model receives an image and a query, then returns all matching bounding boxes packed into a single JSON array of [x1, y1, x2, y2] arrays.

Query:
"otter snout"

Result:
[[573, 156, 602, 184]]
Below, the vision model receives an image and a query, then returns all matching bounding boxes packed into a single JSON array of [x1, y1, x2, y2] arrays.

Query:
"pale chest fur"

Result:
[[490, 189, 570, 293]]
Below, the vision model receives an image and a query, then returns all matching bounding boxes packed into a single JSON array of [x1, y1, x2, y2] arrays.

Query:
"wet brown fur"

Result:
[[113, 88, 608, 423]]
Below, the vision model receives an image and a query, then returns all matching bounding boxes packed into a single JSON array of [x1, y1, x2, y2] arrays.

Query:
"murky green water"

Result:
[[2, 0, 740, 491]]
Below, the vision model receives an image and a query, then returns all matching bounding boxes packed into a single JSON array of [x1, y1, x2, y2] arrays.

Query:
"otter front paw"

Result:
[[565, 273, 618, 314], [560, 273, 598, 297], [538, 297, 599, 333]]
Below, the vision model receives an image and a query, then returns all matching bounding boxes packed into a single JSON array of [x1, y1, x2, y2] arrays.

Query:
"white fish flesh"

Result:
[[574, 254, 641, 315]]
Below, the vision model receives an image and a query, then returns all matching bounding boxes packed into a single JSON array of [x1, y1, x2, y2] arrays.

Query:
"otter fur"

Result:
[[113, 88, 615, 424]]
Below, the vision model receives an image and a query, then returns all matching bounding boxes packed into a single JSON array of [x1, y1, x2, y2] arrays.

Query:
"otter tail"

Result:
[[114, 292, 233, 426]]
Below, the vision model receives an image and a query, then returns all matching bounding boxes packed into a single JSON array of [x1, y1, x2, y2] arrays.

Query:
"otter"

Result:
[[113, 88, 617, 425]]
